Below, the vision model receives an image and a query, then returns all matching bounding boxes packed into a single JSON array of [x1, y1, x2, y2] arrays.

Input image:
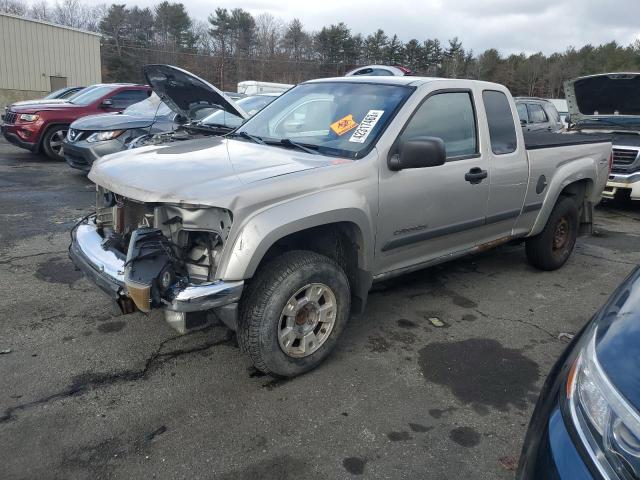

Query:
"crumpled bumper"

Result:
[[69, 217, 244, 317], [603, 172, 640, 200]]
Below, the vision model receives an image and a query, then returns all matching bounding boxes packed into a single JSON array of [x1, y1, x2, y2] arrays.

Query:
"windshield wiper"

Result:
[[276, 138, 319, 155], [229, 131, 265, 144]]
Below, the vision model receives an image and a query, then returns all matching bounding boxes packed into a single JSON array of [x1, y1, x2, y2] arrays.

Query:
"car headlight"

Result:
[[86, 130, 123, 143], [567, 328, 640, 478], [19, 114, 39, 122]]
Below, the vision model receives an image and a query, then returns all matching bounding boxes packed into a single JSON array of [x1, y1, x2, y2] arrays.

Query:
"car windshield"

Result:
[[235, 82, 413, 158], [123, 94, 172, 117], [201, 95, 276, 128], [45, 88, 68, 99], [65, 86, 92, 101], [69, 86, 116, 106]]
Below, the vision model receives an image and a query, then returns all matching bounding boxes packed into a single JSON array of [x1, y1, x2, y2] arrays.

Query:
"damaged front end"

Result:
[[69, 186, 243, 333]]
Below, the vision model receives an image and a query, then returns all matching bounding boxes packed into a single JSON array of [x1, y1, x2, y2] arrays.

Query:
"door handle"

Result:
[[465, 167, 488, 184]]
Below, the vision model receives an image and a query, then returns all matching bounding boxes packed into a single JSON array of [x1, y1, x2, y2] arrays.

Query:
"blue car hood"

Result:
[[595, 267, 640, 410]]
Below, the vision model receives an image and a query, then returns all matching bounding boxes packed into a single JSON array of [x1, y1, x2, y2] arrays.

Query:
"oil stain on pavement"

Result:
[[97, 321, 126, 334], [342, 457, 367, 475], [418, 338, 539, 411], [35, 257, 82, 286], [387, 431, 412, 441], [449, 426, 481, 447]]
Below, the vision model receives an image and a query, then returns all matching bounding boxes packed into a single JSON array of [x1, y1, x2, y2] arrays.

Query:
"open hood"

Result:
[[565, 73, 640, 128], [143, 64, 247, 122]]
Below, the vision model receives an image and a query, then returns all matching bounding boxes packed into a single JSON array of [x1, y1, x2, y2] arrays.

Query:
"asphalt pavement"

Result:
[[1, 137, 639, 479]]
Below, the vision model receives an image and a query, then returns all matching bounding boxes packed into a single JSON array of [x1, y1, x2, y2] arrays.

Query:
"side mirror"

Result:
[[520, 119, 528, 126], [175, 114, 188, 124], [100, 99, 113, 108], [388, 136, 446, 171]]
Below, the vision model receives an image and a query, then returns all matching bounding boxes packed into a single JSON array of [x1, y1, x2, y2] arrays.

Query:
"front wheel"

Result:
[[525, 196, 578, 271], [238, 250, 351, 377], [42, 125, 68, 160]]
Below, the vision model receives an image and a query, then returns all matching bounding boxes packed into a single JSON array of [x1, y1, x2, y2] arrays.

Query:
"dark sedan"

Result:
[[518, 266, 640, 479]]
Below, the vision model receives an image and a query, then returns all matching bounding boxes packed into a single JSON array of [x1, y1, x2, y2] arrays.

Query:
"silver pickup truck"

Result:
[[70, 67, 612, 377]]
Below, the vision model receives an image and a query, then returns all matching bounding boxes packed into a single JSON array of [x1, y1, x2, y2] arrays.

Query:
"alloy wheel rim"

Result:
[[49, 130, 67, 155], [278, 283, 337, 358]]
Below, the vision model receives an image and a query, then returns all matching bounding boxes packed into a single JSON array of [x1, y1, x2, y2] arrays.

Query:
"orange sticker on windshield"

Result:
[[330, 114, 358, 136]]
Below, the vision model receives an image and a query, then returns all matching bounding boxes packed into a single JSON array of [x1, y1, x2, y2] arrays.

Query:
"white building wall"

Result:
[[0, 13, 101, 108]]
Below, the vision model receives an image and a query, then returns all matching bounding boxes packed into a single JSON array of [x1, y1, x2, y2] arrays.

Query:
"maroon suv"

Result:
[[1, 84, 151, 160]]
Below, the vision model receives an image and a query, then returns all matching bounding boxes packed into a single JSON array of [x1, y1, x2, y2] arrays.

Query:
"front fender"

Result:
[[218, 189, 375, 281]]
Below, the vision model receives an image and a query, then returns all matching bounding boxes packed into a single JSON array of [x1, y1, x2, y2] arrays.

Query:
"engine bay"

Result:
[[95, 186, 232, 311]]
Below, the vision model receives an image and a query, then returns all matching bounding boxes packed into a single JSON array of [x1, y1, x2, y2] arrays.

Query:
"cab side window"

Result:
[[401, 91, 477, 159], [483, 90, 518, 155], [527, 104, 548, 123], [516, 103, 529, 123], [109, 89, 149, 109]]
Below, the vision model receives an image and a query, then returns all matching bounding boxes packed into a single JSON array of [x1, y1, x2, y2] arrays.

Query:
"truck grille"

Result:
[[612, 148, 639, 166], [3, 111, 17, 124]]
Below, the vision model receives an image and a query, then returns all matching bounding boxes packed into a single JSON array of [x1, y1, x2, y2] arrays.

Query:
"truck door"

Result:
[[376, 89, 491, 276], [481, 90, 529, 237]]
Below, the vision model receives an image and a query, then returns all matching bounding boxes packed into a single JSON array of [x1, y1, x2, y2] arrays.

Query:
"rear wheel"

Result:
[[525, 196, 578, 271], [238, 250, 351, 377], [42, 125, 68, 160]]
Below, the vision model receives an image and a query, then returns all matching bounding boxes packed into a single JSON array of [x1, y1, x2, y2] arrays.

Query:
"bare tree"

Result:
[[0, 0, 27, 15], [29, 0, 51, 20]]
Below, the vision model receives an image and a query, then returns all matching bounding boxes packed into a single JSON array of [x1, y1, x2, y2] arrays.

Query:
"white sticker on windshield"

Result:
[[349, 110, 384, 143]]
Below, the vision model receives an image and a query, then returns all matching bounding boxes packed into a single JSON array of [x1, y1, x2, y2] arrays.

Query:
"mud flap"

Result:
[[578, 201, 593, 236]]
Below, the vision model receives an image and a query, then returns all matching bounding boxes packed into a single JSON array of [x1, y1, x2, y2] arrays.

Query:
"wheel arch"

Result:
[[530, 172, 595, 237], [37, 122, 70, 153], [219, 203, 375, 314]]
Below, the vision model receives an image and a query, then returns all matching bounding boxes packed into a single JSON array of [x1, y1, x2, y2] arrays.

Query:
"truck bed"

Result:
[[524, 131, 611, 150]]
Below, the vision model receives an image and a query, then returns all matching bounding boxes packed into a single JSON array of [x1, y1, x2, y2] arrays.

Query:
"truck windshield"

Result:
[[234, 82, 414, 158]]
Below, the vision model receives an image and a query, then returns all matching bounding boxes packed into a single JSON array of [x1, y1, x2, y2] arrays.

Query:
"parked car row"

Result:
[[1, 66, 282, 170], [2, 83, 151, 160]]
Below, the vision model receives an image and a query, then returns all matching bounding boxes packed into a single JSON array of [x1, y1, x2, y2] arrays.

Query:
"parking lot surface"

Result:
[[1, 137, 639, 479]]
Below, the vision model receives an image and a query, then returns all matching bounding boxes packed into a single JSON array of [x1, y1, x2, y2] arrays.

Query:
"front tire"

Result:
[[238, 250, 351, 377], [42, 125, 68, 160], [525, 196, 578, 271]]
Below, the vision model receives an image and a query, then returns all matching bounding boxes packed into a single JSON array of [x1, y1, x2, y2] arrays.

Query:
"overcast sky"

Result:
[[96, 0, 640, 55]]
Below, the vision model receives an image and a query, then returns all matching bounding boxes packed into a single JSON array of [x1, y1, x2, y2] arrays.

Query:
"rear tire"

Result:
[[525, 196, 578, 271], [238, 250, 351, 377], [42, 125, 68, 160]]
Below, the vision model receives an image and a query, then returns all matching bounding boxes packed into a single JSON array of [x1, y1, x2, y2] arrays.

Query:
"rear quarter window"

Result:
[[482, 91, 518, 155]]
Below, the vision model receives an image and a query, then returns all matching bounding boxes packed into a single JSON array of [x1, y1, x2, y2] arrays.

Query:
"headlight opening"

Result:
[[567, 331, 640, 479]]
